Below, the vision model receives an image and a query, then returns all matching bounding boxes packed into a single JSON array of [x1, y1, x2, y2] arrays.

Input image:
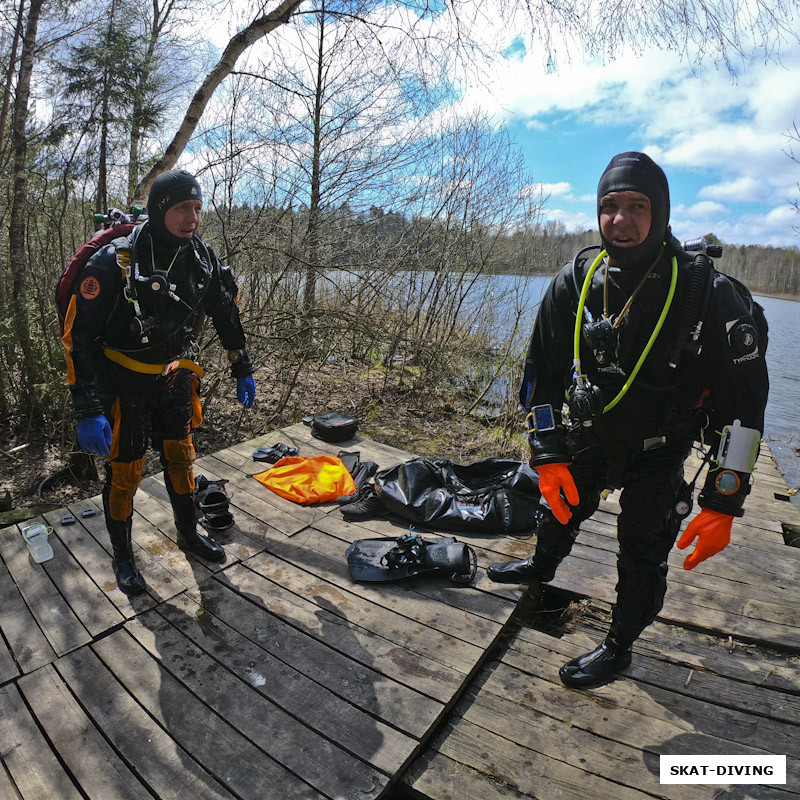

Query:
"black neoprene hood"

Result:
[[146, 169, 203, 249], [597, 151, 670, 268]]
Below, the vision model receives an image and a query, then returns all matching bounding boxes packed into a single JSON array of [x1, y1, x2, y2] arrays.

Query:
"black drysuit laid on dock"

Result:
[[488, 151, 769, 688]]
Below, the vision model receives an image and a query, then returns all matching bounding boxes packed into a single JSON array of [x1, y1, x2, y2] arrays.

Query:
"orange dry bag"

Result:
[[253, 455, 356, 505]]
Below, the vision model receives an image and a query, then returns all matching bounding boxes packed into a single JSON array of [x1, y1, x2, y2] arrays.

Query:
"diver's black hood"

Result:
[[597, 151, 670, 269], [146, 169, 203, 249]]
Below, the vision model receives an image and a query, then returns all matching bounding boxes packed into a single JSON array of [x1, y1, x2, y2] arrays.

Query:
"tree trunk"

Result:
[[97, 76, 109, 213], [0, 0, 27, 297], [131, 0, 304, 205], [300, 1, 326, 337], [8, 0, 44, 413]]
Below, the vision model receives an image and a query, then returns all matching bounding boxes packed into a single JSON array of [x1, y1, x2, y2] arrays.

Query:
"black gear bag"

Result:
[[373, 457, 543, 534]]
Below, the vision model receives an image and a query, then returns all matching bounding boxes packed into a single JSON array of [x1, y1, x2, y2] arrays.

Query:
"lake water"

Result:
[[507, 276, 800, 492], [755, 295, 800, 491]]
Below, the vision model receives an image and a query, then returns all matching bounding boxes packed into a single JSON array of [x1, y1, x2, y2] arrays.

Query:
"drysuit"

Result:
[[521, 237, 768, 645], [61, 170, 254, 594], [488, 151, 769, 687]]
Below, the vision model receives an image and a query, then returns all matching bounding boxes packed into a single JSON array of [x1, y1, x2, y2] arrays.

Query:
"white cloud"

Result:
[[453, 31, 800, 246], [536, 181, 572, 197], [542, 207, 595, 232]]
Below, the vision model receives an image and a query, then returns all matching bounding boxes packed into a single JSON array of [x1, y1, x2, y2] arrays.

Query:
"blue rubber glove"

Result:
[[237, 375, 256, 409], [77, 415, 113, 457]]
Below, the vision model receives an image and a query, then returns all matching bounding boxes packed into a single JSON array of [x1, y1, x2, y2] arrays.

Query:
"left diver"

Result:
[[61, 169, 257, 595]]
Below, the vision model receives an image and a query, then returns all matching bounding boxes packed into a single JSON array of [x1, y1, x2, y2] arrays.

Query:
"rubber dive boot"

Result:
[[558, 637, 633, 689], [172, 489, 226, 563], [108, 520, 146, 596], [176, 525, 226, 563], [486, 555, 556, 584]]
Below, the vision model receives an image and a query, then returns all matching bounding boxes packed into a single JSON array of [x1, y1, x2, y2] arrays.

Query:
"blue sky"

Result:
[[198, 4, 800, 249], [458, 36, 800, 249]]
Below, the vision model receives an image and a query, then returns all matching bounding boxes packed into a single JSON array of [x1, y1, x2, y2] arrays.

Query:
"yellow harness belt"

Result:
[[103, 348, 205, 378]]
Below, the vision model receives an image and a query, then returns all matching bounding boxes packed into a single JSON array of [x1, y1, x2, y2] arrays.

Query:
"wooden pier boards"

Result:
[[0, 424, 522, 800], [0, 425, 799, 799]]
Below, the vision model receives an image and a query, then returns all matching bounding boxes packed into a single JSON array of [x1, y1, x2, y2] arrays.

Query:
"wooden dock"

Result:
[[1, 424, 798, 799]]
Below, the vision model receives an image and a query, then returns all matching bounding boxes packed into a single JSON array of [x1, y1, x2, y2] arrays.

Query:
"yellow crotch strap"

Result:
[[103, 348, 205, 378], [163, 436, 196, 496]]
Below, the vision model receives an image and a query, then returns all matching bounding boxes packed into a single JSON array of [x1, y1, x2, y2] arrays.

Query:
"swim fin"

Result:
[[346, 533, 477, 584]]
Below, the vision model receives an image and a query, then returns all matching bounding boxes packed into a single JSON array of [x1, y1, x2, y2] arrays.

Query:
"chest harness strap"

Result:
[[573, 247, 678, 414]]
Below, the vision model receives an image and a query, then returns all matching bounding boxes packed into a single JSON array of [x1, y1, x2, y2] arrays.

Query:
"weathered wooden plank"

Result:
[[416, 709, 658, 800], [551, 530, 800, 622], [453, 680, 720, 800], [471, 666, 799, 797], [58, 497, 183, 606], [632, 617, 800, 695], [550, 606, 800, 724], [124, 608, 397, 794], [242, 549, 486, 673], [0, 683, 82, 800], [17, 665, 153, 800], [56, 641, 298, 800], [0, 524, 90, 656], [503, 629, 800, 770], [0, 636, 17, 685], [403, 751, 537, 800], [151, 589, 438, 742], [540, 551, 800, 651], [23, 513, 126, 638], [43, 503, 156, 616], [0, 555, 55, 676], [90, 631, 338, 799], [0, 761, 19, 800], [199, 564, 464, 703], [181, 572, 448, 726]]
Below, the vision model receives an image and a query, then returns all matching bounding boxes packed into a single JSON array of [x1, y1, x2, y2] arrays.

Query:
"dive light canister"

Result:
[[717, 419, 760, 473]]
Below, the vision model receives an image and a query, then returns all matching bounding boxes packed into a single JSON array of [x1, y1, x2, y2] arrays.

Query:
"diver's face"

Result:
[[599, 191, 651, 249], [164, 199, 202, 239]]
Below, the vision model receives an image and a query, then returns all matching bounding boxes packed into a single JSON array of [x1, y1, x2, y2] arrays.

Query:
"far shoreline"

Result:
[[754, 290, 800, 302]]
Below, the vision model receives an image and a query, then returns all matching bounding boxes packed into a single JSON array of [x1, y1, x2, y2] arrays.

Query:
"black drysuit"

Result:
[[61, 223, 253, 544], [521, 238, 769, 645]]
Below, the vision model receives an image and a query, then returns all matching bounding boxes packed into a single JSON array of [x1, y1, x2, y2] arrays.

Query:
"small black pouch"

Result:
[[305, 412, 359, 443]]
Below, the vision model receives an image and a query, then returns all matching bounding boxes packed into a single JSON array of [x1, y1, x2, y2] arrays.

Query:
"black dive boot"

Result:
[[107, 519, 147, 596], [172, 493, 226, 563], [176, 526, 226, 562], [558, 635, 633, 689], [486, 555, 557, 584]]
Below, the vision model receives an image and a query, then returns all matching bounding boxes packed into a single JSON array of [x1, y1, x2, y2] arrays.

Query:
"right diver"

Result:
[[488, 151, 769, 689]]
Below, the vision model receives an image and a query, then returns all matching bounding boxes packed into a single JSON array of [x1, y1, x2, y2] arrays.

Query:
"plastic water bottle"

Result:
[[21, 522, 54, 563]]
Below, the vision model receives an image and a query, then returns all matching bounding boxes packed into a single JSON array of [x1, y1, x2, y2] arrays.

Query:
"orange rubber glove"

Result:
[[676, 508, 734, 570], [536, 463, 579, 525]]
